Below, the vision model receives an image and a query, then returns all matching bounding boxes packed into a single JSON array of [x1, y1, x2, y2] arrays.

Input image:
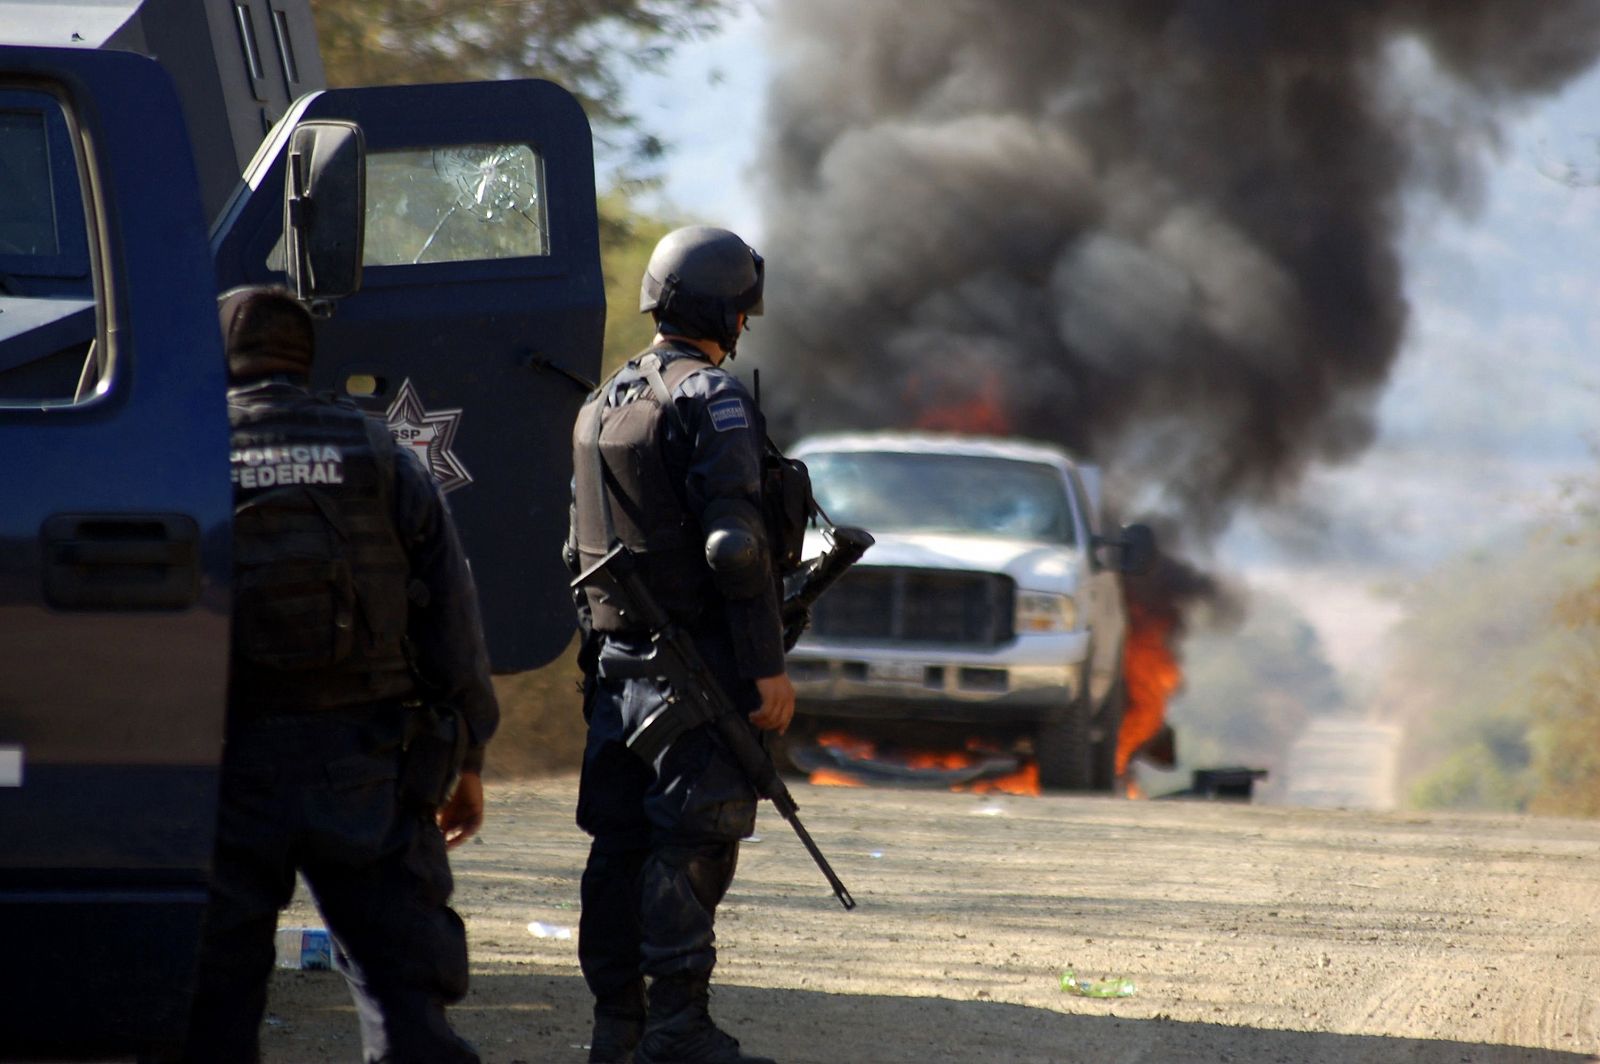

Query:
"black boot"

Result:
[[589, 982, 647, 1063], [633, 972, 776, 1064]]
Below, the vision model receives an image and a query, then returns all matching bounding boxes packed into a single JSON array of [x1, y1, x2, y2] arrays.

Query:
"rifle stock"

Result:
[[572, 544, 857, 911]]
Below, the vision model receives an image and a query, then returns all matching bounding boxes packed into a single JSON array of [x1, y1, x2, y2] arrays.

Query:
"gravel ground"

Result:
[[261, 774, 1600, 1063]]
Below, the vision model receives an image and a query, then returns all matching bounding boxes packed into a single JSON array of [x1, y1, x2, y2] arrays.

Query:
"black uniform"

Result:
[[568, 342, 784, 1035], [183, 378, 497, 1064]]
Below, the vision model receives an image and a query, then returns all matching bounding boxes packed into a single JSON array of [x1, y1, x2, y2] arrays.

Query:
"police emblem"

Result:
[[384, 378, 473, 493], [708, 396, 749, 432]]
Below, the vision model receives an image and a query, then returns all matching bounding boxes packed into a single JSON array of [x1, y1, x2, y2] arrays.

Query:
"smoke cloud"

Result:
[[752, 1, 1600, 545]]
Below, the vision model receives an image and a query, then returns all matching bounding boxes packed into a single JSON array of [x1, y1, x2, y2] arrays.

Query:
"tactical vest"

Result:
[[571, 351, 721, 631], [227, 385, 414, 712]]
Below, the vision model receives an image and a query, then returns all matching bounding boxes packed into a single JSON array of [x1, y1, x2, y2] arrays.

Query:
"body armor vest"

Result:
[[572, 353, 719, 631], [228, 384, 414, 712]]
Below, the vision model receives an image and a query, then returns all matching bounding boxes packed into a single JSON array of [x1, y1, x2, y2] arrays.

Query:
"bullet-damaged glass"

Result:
[[364, 143, 550, 265]]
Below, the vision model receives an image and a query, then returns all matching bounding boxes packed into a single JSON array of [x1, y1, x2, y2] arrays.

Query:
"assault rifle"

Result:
[[572, 532, 873, 911]]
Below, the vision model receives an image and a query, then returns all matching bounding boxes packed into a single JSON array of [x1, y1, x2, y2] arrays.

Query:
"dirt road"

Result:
[[265, 777, 1600, 1063], [1278, 717, 1404, 810]]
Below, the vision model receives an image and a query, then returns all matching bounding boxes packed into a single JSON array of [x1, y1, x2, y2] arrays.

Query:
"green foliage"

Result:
[[1409, 739, 1533, 810], [1156, 592, 1345, 780], [1530, 642, 1600, 817], [1388, 507, 1600, 815], [1528, 512, 1600, 817], [598, 193, 680, 377], [309, 0, 731, 168]]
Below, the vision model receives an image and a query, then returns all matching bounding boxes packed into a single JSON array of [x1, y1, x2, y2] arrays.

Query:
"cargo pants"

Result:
[[575, 632, 760, 1002], [181, 708, 477, 1064]]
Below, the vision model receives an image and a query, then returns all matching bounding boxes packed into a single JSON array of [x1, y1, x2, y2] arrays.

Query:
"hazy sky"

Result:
[[622, 5, 1600, 609]]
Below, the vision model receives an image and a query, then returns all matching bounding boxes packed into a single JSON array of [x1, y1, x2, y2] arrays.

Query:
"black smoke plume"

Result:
[[752, 1, 1600, 546]]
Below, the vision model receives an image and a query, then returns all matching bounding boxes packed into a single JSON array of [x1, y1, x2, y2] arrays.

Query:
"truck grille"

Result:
[[810, 567, 1016, 647]]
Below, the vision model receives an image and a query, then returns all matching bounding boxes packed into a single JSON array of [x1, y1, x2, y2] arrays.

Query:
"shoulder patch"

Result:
[[708, 396, 750, 432]]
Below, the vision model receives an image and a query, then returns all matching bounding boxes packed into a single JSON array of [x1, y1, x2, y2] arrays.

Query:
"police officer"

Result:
[[182, 286, 498, 1063], [568, 227, 794, 1064]]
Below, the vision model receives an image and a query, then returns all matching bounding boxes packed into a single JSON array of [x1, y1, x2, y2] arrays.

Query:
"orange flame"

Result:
[[806, 732, 1042, 796], [965, 761, 1040, 796], [815, 731, 876, 760], [909, 371, 1011, 435], [1116, 601, 1182, 778]]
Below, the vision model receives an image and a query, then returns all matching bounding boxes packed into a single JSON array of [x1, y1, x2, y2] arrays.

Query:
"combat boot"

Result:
[[633, 972, 776, 1064], [588, 982, 647, 1063]]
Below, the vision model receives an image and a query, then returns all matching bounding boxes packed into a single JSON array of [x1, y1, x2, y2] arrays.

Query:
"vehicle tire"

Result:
[[1036, 681, 1093, 792], [1090, 668, 1127, 792]]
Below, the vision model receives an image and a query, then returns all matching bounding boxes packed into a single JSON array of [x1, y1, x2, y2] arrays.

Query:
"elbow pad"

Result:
[[704, 499, 771, 599]]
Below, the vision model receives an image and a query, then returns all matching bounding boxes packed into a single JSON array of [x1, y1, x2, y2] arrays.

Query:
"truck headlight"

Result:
[[1015, 591, 1077, 633]]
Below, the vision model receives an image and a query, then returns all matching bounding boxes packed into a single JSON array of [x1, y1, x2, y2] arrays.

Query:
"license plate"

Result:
[[867, 661, 925, 684]]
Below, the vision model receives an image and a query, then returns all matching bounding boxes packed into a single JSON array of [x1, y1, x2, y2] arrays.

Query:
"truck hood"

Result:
[[805, 529, 1084, 594]]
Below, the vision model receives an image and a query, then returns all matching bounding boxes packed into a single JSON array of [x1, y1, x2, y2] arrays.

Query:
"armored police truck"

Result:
[[0, 2, 603, 1056]]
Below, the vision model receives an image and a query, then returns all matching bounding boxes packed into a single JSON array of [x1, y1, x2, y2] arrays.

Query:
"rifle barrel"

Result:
[[786, 811, 856, 910]]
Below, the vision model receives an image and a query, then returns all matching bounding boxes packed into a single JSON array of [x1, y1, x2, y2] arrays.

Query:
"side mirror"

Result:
[[284, 120, 366, 305], [1095, 522, 1156, 576]]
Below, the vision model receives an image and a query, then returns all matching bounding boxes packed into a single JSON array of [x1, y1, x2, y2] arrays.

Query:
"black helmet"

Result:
[[640, 225, 764, 351]]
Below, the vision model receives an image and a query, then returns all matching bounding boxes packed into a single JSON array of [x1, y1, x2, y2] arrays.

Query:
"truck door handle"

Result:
[[42, 514, 202, 610]]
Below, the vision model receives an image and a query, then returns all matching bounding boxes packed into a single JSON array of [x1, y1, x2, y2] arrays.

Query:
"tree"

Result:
[[309, 0, 732, 168], [598, 191, 680, 375], [1382, 499, 1600, 815], [1529, 486, 1600, 817]]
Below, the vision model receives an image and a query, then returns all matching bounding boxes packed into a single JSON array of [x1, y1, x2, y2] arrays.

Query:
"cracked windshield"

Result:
[[365, 143, 548, 265]]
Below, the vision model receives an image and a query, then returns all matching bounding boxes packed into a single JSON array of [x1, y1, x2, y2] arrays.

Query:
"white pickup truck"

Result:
[[786, 432, 1153, 791]]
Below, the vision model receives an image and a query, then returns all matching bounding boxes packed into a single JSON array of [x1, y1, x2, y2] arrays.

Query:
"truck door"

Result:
[[0, 47, 233, 1055], [213, 79, 605, 674]]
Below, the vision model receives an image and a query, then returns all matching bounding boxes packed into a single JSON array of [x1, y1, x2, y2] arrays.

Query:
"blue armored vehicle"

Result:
[[0, 2, 603, 1056]]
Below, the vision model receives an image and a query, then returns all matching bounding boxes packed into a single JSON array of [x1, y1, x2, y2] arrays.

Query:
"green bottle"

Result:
[[1059, 970, 1136, 998]]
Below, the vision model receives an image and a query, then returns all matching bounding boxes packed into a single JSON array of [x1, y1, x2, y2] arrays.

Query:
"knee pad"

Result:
[[678, 842, 739, 912]]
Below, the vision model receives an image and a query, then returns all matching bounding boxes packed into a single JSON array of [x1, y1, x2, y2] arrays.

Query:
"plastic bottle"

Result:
[[1059, 969, 1136, 998]]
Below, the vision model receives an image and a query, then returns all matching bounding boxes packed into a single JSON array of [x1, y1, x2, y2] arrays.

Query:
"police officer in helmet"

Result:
[[568, 227, 795, 1064], [181, 285, 498, 1063]]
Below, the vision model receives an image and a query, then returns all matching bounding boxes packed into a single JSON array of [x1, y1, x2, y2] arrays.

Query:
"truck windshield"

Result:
[[805, 450, 1075, 545]]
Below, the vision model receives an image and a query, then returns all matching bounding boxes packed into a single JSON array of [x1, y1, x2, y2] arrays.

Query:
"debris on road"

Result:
[[1059, 970, 1136, 998], [527, 921, 573, 940]]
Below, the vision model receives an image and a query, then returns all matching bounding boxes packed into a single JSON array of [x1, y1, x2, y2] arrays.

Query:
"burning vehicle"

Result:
[[783, 431, 1153, 792]]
